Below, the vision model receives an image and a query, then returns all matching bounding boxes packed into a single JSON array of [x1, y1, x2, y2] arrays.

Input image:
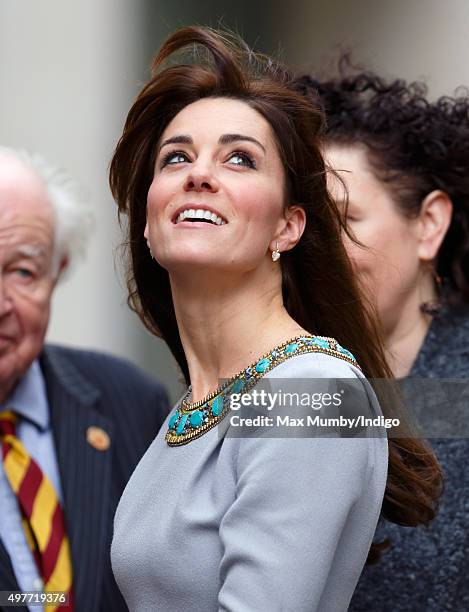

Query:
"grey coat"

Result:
[[112, 352, 388, 611], [350, 302, 469, 612]]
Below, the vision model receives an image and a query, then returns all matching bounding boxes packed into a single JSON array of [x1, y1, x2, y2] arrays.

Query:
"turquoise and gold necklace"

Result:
[[165, 334, 359, 446]]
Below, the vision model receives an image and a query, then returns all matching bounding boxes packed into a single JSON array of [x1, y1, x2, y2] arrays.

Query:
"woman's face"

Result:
[[146, 97, 288, 275], [325, 144, 423, 335]]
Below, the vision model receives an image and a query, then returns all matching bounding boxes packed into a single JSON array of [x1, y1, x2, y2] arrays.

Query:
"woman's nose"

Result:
[[183, 161, 219, 193]]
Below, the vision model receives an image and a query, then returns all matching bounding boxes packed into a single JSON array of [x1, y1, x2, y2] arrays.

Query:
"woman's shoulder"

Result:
[[223, 338, 388, 508], [412, 301, 469, 377], [257, 337, 387, 442], [264, 336, 363, 380]]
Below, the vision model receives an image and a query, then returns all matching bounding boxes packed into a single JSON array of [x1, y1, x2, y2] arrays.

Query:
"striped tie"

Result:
[[0, 411, 73, 610]]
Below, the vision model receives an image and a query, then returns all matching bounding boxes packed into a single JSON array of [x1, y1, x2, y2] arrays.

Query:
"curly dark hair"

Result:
[[294, 65, 469, 303]]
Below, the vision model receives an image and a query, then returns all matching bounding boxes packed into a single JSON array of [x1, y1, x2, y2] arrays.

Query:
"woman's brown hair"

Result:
[[109, 26, 442, 563]]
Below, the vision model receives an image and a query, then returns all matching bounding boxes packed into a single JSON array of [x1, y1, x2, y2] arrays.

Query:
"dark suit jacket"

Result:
[[0, 344, 170, 611]]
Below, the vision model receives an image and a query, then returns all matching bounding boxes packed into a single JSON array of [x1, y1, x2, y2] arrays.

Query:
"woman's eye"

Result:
[[161, 151, 188, 167], [227, 152, 256, 168]]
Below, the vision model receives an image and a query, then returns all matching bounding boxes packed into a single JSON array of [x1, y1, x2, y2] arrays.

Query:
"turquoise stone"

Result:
[[168, 411, 179, 430], [211, 396, 223, 417], [189, 410, 204, 428], [337, 345, 355, 361], [313, 338, 330, 349], [255, 358, 271, 373], [176, 414, 189, 435], [284, 342, 298, 355], [231, 379, 245, 394]]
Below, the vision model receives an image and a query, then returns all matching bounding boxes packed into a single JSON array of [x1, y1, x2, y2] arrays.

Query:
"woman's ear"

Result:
[[270, 206, 306, 253], [417, 190, 453, 261]]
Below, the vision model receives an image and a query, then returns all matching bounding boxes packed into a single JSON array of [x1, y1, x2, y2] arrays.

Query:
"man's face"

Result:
[[0, 155, 57, 402]]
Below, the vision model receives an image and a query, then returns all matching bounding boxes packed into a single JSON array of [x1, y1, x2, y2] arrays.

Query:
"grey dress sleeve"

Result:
[[218, 355, 388, 612]]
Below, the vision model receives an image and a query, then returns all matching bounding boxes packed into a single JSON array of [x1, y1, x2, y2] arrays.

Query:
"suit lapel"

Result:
[[0, 570, 27, 612], [0, 537, 20, 588], [0, 523, 27, 612], [40, 346, 114, 612]]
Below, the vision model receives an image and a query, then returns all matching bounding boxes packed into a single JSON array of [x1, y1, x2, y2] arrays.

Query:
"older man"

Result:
[[0, 149, 169, 611]]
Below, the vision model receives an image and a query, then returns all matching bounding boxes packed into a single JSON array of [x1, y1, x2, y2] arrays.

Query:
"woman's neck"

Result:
[[385, 276, 436, 378], [169, 269, 307, 402]]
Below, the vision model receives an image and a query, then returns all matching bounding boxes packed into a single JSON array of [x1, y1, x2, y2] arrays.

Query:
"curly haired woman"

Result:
[[296, 66, 469, 610]]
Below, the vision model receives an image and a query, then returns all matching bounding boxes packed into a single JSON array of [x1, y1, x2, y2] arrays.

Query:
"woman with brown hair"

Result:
[[109, 28, 440, 611], [295, 68, 469, 610]]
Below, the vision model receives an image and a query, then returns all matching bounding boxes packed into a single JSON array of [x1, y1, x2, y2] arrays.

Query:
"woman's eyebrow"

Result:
[[158, 133, 266, 154], [218, 134, 266, 153], [158, 135, 192, 152]]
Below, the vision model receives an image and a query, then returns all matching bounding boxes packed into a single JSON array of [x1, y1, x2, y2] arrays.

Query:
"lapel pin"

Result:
[[86, 426, 111, 451]]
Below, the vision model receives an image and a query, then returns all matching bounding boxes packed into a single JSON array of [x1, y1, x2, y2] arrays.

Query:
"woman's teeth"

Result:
[[176, 209, 226, 225]]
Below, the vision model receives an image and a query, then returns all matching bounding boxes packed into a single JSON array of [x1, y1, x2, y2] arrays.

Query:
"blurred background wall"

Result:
[[272, 0, 469, 97], [1, 0, 468, 401]]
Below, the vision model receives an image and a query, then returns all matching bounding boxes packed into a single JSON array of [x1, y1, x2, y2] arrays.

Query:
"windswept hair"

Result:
[[109, 27, 442, 563], [294, 62, 469, 302], [0, 146, 94, 278]]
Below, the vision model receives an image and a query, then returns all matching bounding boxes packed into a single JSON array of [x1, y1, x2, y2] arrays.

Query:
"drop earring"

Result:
[[271, 242, 280, 262]]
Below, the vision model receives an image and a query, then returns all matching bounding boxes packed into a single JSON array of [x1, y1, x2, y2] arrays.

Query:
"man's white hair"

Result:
[[0, 146, 94, 279]]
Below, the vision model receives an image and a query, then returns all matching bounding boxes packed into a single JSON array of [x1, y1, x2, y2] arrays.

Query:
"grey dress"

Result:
[[111, 351, 388, 611], [350, 302, 469, 612]]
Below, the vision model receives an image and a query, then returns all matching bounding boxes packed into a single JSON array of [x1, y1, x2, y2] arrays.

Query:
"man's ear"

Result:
[[53, 255, 70, 285], [59, 255, 69, 274], [270, 206, 306, 253], [417, 190, 453, 261]]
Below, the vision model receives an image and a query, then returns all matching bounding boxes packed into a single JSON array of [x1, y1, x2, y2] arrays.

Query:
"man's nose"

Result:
[[183, 160, 219, 193]]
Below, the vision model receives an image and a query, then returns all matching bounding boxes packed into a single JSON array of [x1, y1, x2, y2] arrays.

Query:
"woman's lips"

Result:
[[171, 205, 227, 225], [173, 220, 226, 228]]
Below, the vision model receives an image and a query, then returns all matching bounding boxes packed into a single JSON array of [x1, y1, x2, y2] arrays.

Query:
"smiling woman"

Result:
[[109, 27, 441, 611], [145, 96, 298, 277]]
